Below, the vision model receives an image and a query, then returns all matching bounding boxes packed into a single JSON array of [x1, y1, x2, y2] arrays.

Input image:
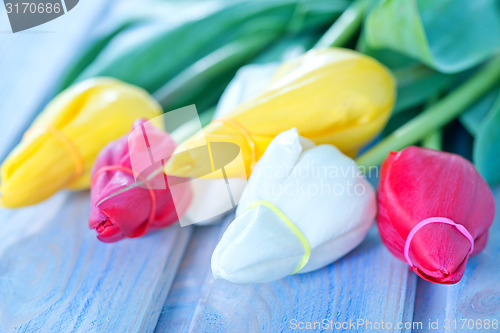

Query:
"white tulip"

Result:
[[212, 128, 376, 283]]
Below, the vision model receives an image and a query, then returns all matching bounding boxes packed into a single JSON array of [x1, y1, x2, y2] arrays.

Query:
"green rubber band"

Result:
[[248, 200, 311, 274]]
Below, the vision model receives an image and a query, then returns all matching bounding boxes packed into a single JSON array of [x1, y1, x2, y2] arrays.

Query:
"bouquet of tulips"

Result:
[[1, 0, 500, 285]]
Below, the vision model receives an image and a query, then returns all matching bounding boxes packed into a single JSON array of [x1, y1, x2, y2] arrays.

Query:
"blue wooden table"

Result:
[[1, 1, 499, 332]]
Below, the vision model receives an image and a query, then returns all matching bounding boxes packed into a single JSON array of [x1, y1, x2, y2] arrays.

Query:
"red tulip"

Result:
[[377, 146, 495, 284], [89, 119, 192, 242]]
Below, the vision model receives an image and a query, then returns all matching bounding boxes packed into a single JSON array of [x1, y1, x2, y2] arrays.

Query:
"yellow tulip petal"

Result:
[[165, 48, 395, 179]]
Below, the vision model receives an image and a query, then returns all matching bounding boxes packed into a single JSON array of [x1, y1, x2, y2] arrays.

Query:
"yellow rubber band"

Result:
[[25, 124, 84, 185], [207, 141, 216, 173], [248, 200, 310, 274]]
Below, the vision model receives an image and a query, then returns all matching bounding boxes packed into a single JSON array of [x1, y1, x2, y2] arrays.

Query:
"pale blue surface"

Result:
[[0, 1, 499, 332], [159, 217, 417, 333]]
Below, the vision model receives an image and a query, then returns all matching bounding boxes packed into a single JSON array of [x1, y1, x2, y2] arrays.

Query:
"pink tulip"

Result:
[[377, 146, 495, 284], [89, 120, 191, 242]]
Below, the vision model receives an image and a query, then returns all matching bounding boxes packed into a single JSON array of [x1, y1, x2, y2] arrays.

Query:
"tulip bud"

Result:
[[211, 128, 376, 283], [184, 64, 278, 225], [165, 47, 395, 179], [0, 78, 162, 208], [377, 146, 495, 284], [89, 119, 192, 242]]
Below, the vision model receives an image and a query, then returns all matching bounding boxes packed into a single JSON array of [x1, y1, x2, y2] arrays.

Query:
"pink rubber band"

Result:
[[404, 217, 474, 267]]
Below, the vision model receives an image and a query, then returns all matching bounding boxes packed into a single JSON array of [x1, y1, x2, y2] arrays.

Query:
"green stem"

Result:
[[314, 0, 370, 48], [356, 54, 500, 168], [422, 130, 442, 150], [421, 95, 442, 150]]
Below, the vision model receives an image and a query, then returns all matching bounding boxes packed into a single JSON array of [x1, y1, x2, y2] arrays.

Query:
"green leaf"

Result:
[[359, 36, 458, 113], [364, 0, 500, 73], [67, 0, 349, 107], [474, 94, 500, 185], [60, 1, 222, 90], [154, 34, 278, 109], [460, 87, 500, 136], [58, 20, 139, 91], [392, 64, 457, 113]]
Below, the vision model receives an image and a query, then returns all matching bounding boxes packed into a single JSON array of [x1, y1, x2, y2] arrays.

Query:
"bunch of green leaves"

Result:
[[60, 0, 350, 111], [353, 0, 500, 185]]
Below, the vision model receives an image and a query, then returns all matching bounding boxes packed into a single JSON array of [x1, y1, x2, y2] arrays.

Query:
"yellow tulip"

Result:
[[165, 47, 395, 178], [0, 78, 162, 208]]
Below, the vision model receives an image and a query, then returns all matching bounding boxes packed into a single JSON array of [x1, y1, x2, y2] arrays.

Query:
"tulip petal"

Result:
[[89, 119, 192, 242]]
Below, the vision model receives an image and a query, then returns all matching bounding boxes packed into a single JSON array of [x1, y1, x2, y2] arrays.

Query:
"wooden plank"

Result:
[[0, 192, 193, 332], [0, 1, 196, 331], [158, 215, 418, 333], [155, 219, 230, 333], [413, 186, 500, 333]]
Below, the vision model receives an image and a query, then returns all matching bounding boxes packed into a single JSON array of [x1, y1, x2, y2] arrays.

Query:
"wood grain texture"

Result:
[[0, 192, 193, 332], [413, 186, 500, 333], [158, 215, 418, 333], [0, 1, 195, 331], [155, 218, 230, 333]]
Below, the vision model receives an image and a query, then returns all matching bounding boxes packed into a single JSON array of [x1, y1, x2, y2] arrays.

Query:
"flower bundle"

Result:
[[2, 0, 499, 289], [212, 129, 376, 283]]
